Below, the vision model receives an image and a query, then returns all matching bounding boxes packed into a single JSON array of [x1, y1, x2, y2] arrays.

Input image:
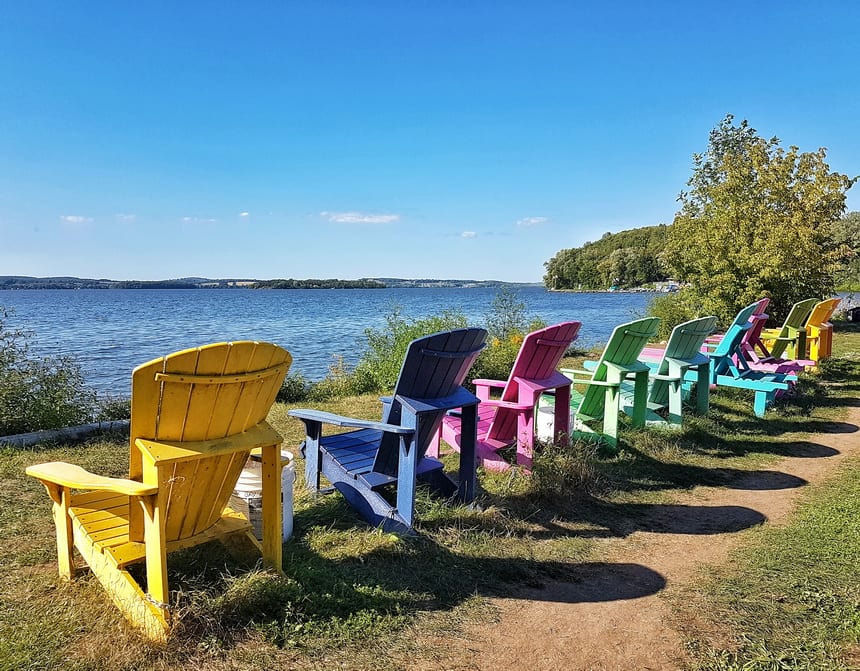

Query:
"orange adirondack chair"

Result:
[[26, 341, 291, 641], [804, 298, 841, 363], [433, 321, 582, 472]]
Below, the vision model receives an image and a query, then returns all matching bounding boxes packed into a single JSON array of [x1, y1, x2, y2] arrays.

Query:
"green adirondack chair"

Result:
[[626, 315, 718, 426], [538, 317, 661, 448], [760, 298, 819, 359]]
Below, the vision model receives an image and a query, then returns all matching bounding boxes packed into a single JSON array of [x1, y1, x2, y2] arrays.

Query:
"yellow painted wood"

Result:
[[259, 443, 283, 573], [134, 423, 282, 464], [26, 462, 158, 496], [25, 341, 291, 641], [72, 520, 169, 642], [44, 483, 75, 579]]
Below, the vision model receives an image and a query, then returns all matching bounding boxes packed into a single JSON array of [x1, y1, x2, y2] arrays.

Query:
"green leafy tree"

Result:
[[544, 225, 669, 290], [829, 211, 860, 290], [663, 114, 856, 325]]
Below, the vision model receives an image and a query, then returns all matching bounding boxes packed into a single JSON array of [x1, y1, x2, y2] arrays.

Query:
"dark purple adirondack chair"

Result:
[[433, 321, 581, 472]]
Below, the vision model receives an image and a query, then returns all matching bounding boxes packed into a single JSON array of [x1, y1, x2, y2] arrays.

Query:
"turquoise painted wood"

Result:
[[289, 328, 487, 534], [434, 321, 581, 472], [624, 315, 717, 426], [691, 303, 795, 417], [540, 317, 660, 448]]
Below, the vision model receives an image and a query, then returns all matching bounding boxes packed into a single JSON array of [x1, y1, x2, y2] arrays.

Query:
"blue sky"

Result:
[[1, 2, 858, 283]]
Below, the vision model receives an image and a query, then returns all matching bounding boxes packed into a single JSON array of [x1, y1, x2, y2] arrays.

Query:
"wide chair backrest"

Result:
[[486, 321, 581, 442], [373, 328, 488, 476], [709, 302, 760, 373], [128, 341, 292, 542], [577, 317, 661, 418], [648, 315, 718, 408]]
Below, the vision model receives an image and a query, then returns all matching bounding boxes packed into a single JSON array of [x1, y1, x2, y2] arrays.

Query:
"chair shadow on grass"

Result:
[[161, 491, 670, 646]]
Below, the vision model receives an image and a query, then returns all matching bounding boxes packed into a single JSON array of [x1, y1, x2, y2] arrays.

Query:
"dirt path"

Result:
[[433, 403, 860, 671]]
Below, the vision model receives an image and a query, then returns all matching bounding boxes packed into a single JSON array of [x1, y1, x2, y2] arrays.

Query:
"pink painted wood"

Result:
[[431, 321, 581, 472]]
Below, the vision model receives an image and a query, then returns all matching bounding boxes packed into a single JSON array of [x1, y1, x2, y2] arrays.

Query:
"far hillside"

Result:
[[543, 224, 670, 290]]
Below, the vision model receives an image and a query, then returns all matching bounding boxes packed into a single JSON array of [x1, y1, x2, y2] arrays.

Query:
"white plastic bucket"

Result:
[[230, 450, 295, 541]]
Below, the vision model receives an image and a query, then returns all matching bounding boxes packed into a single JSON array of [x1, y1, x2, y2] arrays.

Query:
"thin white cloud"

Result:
[[516, 216, 548, 228], [181, 216, 217, 224], [320, 211, 400, 224], [461, 231, 477, 239], [239, 211, 250, 218], [115, 213, 136, 223], [60, 215, 93, 225]]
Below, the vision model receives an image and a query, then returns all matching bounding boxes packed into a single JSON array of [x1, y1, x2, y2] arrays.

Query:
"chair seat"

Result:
[[321, 428, 446, 491], [69, 491, 254, 569]]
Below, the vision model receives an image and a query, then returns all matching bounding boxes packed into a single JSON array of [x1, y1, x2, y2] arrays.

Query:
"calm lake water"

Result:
[[1, 287, 657, 397]]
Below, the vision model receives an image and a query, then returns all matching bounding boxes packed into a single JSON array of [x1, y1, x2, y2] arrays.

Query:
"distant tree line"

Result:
[[253, 279, 386, 289], [543, 225, 670, 290]]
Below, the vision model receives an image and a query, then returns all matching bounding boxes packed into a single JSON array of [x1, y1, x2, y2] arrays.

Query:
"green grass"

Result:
[[680, 461, 860, 670], [2, 324, 859, 670]]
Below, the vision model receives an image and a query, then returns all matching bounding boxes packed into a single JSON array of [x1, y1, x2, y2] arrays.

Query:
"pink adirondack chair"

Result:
[[431, 321, 582, 472]]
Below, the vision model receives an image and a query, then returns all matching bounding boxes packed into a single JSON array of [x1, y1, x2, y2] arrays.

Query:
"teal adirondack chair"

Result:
[[626, 315, 718, 426], [694, 302, 796, 417], [539, 317, 661, 448], [289, 328, 487, 534], [433, 321, 582, 472], [760, 298, 819, 359]]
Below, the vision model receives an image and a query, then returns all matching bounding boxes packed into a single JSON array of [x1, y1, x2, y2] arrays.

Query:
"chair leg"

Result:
[[302, 420, 323, 493], [395, 434, 418, 529], [517, 409, 535, 470], [629, 370, 649, 427], [553, 385, 571, 446], [259, 443, 284, 573], [695, 363, 710, 415], [45, 483, 75, 580]]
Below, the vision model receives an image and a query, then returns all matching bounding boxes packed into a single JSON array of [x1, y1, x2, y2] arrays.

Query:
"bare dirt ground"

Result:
[[425, 402, 860, 671]]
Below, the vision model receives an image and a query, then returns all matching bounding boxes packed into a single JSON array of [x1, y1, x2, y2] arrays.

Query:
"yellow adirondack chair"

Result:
[[26, 341, 291, 642]]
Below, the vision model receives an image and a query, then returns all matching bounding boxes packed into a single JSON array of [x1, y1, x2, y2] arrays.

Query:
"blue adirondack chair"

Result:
[[692, 303, 796, 417], [289, 328, 487, 534]]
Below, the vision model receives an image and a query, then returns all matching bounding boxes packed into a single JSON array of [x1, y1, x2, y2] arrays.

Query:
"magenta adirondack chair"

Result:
[[431, 321, 582, 472]]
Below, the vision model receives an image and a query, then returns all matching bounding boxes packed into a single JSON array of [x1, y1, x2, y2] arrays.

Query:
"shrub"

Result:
[[277, 372, 310, 403], [351, 307, 469, 392], [0, 308, 97, 434], [647, 291, 703, 340], [95, 396, 131, 421]]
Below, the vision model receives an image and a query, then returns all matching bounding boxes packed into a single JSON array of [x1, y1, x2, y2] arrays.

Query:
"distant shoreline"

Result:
[[0, 276, 543, 291]]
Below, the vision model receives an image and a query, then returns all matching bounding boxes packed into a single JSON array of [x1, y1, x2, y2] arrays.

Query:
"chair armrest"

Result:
[[472, 379, 505, 389], [397, 387, 480, 414], [25, 462, 158, 496], [287, 408, 414, 435], [560, 367, 594, 381], [479, 398, 534, 411], [604, 361, 651, 375]]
